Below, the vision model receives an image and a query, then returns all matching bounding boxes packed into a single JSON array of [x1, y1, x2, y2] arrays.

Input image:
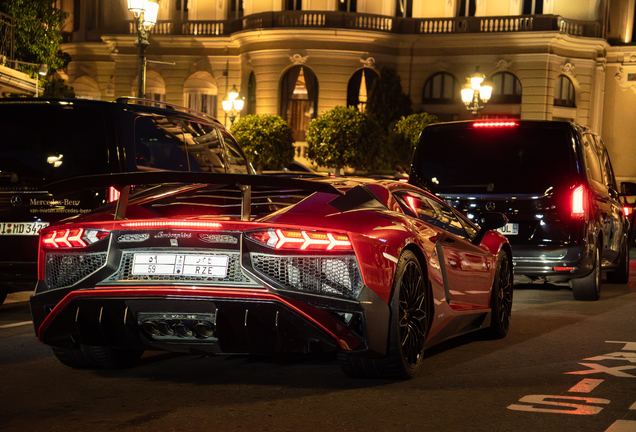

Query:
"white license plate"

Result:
[[132, 253, 229, 277], [497, 223, 519, 236], [0, 222, 49, 236]]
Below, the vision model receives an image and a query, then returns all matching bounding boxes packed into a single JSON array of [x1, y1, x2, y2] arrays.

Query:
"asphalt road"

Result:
[[2, 260, 636, 432]]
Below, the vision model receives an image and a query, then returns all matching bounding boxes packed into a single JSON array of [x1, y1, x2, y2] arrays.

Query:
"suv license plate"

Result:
[[497, 223, 519, 236], [132, 253, 229, 277], [0, 222, 49, 236]]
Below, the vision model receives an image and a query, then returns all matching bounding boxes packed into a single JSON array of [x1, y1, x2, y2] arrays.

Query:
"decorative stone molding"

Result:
[[561, 62, 575, 75], [289, 54, 307, 65], [615, 67, 636, 94], [360, 57, 376, 69], [495, 60, 510, 71]]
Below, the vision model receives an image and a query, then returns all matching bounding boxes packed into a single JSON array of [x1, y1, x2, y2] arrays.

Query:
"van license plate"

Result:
[[497, 223, 518, 235], [0, 222, 49, 235]]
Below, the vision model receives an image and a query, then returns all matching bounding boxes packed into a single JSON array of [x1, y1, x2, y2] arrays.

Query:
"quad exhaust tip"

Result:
[[141, 319, 216, 339]]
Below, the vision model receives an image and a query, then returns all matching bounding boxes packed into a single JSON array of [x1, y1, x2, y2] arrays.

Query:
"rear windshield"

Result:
[[414, 123, 574, 194], [0, 104, 112, 185]]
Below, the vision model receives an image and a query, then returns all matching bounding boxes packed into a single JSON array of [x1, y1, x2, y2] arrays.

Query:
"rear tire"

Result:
[[51, 346, 93, 369], [571, 245, 601, 301], [340, 250, 427, 379], [607, 240, 630, 284], [488, 251, 513, 339]]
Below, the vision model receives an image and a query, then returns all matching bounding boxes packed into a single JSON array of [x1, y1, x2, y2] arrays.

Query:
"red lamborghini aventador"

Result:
[[30, 172, 512, 379]]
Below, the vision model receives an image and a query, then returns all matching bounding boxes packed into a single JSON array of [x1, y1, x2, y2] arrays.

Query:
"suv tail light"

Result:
[[624, 205, 632, 217], [248, 229, 352, 251], [571, 185, 587, 220], [42, 228, 109, 249], [108, 187, 120, 203]]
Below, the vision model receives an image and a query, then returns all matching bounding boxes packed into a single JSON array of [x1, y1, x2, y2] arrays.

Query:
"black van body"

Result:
[[409, 120, 629, 300], [0, 98, 253, 304]]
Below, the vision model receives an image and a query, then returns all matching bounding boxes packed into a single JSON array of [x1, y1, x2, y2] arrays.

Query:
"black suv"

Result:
[[0, 97, 253, 304], [409, 120, 629, 301]]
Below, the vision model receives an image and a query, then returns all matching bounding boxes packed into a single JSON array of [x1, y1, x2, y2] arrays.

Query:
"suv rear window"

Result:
[[414, 123, 574, 194], [0, 104, 112, 185]]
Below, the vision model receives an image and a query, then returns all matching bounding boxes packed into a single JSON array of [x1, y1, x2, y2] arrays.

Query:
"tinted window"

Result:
[[134, 116, 225, 173], [0, 104, 112, 184], [415, 124, 573, 194], [582, 134, 603, 184], [221, 131, 250, 174], [394, 191, 471, 239]]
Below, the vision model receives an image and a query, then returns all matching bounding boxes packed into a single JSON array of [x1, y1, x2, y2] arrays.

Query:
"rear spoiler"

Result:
[[45, 172, 344, 222]]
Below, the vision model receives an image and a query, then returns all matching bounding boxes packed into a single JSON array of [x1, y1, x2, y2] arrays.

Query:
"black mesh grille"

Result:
[[105, 250, 257, 286], [45, 252, 107, 289], [250, 253, 363, 299]]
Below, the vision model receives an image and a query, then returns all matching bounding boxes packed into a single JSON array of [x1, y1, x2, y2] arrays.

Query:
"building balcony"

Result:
[[127, 12, 601, 39]]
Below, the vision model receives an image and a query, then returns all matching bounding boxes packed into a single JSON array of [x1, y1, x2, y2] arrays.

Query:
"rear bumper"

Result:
[[511, 244, 593, 283], [30, 285, 388, 357], [0, 262, 37, 291]]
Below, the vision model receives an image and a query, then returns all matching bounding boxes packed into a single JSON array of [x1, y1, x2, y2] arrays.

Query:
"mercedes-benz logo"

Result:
[[485, 202, 496, 211], [10, 196, 21, 206]]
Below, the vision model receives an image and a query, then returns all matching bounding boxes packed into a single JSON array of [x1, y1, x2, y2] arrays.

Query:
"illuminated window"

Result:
[[280, 66, 318, 141], [347, 68, 378, 112]]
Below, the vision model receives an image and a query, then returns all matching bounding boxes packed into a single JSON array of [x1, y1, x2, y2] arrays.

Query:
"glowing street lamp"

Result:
[[461, 67, 493, 115], [222, 85, 244, 126], [127, 0, 160, 98]]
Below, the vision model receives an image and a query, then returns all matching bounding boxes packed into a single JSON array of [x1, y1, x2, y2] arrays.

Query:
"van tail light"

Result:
[[247, 229, 352, 251], [624, 206, 632, 217], [42, 228, 109, 249], [108, 187, 120, 203], [571, 185, 586, 220]]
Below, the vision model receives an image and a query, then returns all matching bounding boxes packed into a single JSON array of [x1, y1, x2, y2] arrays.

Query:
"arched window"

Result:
[[395, 0, 412, 18], [280, 66, 318, 142], [489, 72, 522, 104], [132, 70, 166, 101], [347, 68, 379, 112], [458, 0, 476, 17], [422, 72, 458, 104], [554, 75, 575, 107], [247, 72, 257, 115], [339, 0, 357, 12], [183, 71, 217, 117], [72, 75, 101, 100]]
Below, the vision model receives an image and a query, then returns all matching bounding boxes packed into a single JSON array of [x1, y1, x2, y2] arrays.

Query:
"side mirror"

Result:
[[620, 181, 636, 196], [472, 212, 508, 246]]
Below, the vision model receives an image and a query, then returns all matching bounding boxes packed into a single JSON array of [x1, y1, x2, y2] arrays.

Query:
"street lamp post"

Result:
[[222, 85, 244, 127], [127, 0, 160, 99], [461, 68, 493, 115]]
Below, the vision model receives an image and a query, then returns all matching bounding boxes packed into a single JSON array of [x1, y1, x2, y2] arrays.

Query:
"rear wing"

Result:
[[45, 172, 344, 222]]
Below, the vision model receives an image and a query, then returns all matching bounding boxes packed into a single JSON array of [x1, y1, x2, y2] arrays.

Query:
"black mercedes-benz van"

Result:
[[0, 98, 253, 304], [409, 120, 629, 301]]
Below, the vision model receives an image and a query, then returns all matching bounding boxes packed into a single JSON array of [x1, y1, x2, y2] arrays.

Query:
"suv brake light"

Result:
[[108, 187, 120, 203], [473, 121, 518, 128], [571, 185, 586, 220]]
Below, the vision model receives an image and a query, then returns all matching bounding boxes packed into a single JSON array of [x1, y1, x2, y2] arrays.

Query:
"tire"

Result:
[[52, 344, 143, 369], [571, 244, 602, 301], [607, 239, 630, 284], [488, 251, 513, 339], [340, 250, 427, 379], [51, 346, 93, 369]]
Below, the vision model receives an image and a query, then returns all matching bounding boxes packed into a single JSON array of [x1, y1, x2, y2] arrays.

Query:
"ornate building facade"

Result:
[[56, 0, 636, 180]]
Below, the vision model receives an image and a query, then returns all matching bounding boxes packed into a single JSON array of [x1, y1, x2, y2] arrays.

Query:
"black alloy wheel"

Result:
[[397, 254, 428, 369], [339, 250, 427, 379], [488, 251, 513, 339]]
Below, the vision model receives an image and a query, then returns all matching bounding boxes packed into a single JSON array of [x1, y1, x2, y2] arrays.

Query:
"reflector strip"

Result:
[[554, 267, 574, 272], [473, 121, 518, 127], [121, 221, 223, 229]]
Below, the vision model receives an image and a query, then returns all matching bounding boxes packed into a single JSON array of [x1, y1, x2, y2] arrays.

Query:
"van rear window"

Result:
[[415, 124, 574, 194], [0, 104, 112, 184]]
